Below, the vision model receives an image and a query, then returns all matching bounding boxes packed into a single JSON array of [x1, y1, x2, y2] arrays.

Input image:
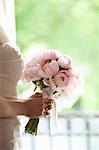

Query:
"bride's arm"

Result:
[[0, 96, 25, 118], [0, 94, 43, 118], [0, 94, 52, 118]]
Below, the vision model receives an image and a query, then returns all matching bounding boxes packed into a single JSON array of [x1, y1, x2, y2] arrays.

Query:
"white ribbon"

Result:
[[42, 87, 59, 135], [50, 100, 59, 136]]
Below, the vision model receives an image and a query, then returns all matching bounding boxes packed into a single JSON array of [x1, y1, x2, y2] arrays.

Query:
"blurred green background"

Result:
[[15, 0, 99, 112]]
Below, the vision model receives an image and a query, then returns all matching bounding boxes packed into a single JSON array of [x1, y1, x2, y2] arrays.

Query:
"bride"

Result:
[[0, 25, 52, 150]]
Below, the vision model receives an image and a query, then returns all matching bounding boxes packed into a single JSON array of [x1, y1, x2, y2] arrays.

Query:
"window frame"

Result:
[[0, 0, 16, 44]]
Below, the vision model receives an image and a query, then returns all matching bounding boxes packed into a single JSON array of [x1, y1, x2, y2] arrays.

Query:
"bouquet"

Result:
[[22, 50, 83, 135]]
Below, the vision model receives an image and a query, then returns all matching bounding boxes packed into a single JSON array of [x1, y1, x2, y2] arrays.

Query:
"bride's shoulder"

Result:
[[0, 42, 22, 61]]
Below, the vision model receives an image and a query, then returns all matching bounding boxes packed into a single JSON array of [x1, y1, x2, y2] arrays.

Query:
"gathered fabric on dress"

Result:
[[0, 43, 23, 150]]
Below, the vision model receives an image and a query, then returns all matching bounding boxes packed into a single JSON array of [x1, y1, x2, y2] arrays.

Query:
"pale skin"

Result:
[[0, 25, 52, 118]]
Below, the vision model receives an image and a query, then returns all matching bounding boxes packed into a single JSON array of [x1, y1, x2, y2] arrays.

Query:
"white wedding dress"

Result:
[[0, 43, 23, 150]]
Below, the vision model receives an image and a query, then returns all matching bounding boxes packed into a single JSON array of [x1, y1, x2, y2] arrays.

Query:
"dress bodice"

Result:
[[0, 43, 23, 98], [0, 43, 23, 150]]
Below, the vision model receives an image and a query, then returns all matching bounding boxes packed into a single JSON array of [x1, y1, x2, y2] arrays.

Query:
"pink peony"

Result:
[[21, 49, 83, 105], [58, 55, 71, 69], [21, 71, 33, 82], [62, 72, 83, 106], [22, 60, 42, 81], [25, 57, 40, 68], [54, 72, 68, 87], [39, 60, 59, 78], [40, 51, 59, 66]]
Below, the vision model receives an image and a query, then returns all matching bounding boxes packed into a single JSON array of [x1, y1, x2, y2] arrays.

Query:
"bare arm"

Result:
[[0, 93, 52, 118], [0, 96, 25, 118], [0, 94, 43, 118]]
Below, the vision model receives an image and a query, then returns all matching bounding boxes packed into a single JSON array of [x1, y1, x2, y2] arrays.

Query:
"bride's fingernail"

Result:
[[35, 92, 42, 97]]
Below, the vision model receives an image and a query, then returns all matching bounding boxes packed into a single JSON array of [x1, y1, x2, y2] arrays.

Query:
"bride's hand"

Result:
[[0, 93, 53, 118], [24, 93, 53, 118]]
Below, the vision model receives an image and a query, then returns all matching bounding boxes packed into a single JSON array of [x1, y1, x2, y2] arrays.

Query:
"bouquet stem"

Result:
[[25, 118, 39, 135]]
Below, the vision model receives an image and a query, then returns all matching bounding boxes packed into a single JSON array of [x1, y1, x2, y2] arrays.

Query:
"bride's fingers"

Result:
[[42, 102, 52, 117], [43, 103, 52, 110], [42, 109, 50, 117], [43, 100, 53, 110], [43, 98, 53, 104], [42, 101, 53, 117], [44, 111, 50, 116]]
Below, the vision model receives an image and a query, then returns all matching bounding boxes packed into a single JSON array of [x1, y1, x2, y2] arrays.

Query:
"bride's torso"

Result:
[[0, 43, 23, 150], [0, 43, 23, 98]]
